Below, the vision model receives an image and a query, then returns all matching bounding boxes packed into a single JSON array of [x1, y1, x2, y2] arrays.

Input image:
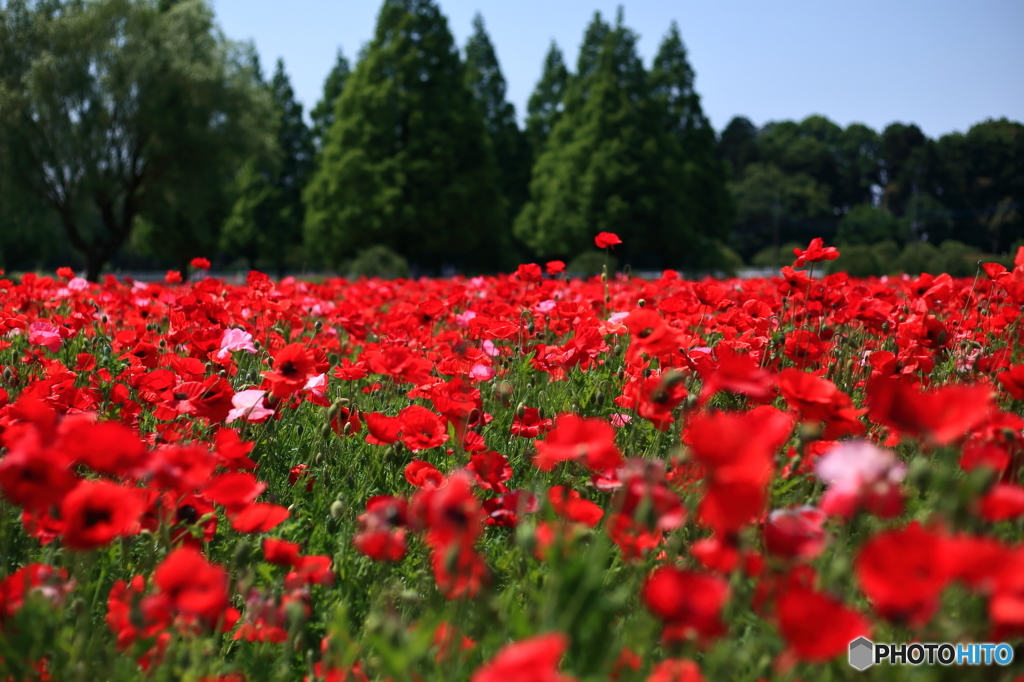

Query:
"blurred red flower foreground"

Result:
[[1, 240, 1024, 681]]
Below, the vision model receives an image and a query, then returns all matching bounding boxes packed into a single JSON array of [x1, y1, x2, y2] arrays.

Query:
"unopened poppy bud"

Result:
[[330, 500, 346, 520], [638, 298, 645, 307], [327, 403, 340, 420], [314, 320, 323, 332], [2, 367, 13, 383], [233, 540, 253, 565], [321, 425, 333, 440], [798, 422, 823, 441], [253, 339, 261, 350], [515, 403, 527, 419], [908, 457, 933, 488], [660, 370, 686, 390], [296, 425, 304, 436], [593, 391, 605, 407], [342, 421, 354, 436], [516, 523, 536, 553], [315, 451, 324, 465]]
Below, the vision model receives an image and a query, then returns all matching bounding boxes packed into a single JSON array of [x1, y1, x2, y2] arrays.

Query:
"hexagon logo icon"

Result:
[[849, 636, 874, 671]]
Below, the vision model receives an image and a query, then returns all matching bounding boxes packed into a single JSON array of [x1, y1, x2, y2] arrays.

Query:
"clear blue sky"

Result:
[[211, 0, 1023, 138]]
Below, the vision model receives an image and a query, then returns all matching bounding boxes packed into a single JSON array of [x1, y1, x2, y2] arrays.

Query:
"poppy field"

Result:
[[2, 238, 1024, 682]]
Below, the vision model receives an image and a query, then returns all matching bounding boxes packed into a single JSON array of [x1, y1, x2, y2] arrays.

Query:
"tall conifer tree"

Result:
[[464, 13, 529, 257], [649, 22, 733, 267], [310, 49, 350, 153], [221, 58, 313, 274], [515, 10, 662, 262], [304, 0, 502, 270], [525, 41, 569, 155]]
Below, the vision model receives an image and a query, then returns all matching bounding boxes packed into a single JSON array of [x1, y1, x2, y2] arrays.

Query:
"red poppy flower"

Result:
[[595, 232, 622, 249], [683, 406, 794, 533], [60, 480, 146, 550], [146, 547, 231, 629], [467, 451, 512, 492], [763, 506, 828, 561], [263, 538, 301, 567], [353, 495, 408, 562], [398, 405, 448, 452], [470, 632, 577, 682], [867, 377, 992, 445], [645, 659, 705, 682], [364, 412, 402, 445], [792, 238, 839, 266], [642, 566, 728, 642], [776, 583, 870, 662], [229, 503, 289, 533], [548, 486, 603, 527], [855, 522, 950, 626], [516, 263, 543, 283], [534, 413, 622, 473], [405, 459, 444, 488], [263, 343, 316, 398]]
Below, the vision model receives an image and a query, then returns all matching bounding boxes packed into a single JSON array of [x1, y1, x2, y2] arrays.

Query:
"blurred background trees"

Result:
[[0, 0, 271, 280], [1, 0, 1021, 278]]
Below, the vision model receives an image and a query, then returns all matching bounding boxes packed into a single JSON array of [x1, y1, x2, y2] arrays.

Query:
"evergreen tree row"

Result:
[[2, 0, 1021, 278], [302, 1, 733, 273]]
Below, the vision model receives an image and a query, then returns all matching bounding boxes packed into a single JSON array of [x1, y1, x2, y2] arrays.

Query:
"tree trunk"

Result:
[[85, 248, 106, 283]]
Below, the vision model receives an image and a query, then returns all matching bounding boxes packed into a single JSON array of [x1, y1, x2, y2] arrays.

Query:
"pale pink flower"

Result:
[[470, 364, 495, 381], [227, 390, 274, 424], [455, 310, 477, 329], [217, 328, 257, 359], [610, 413, 632, 428], [303, 373, 327, 400], [28, 322, 62, 353], [816, 440, 905, 518]]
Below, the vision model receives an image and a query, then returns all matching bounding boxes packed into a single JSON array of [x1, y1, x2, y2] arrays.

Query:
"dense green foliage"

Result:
[[0, 0, 1021, 276], [303, 0, 504, 271], [221, 58, 315, 274], [0, 0, 271, 280]]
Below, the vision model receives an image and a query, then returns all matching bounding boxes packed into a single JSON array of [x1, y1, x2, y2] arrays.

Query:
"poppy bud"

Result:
[[638, 298, 645, 307], [2, 367, 13, 383], [321, 425, 333, 440], [315, 451, 324, 465], [314, 320, 323, 332], [296, 425, 304, 436], [330, 500, 346, 520], [233, 540, 253, 565]]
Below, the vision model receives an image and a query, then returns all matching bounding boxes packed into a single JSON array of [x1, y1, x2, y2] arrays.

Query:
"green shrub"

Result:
[[827, 244, 882, 276], [567, 250, 617, 277], [871, 240, 900, 272], [714, 242, 745, 276], [935, 240, 978, 277], [344, 245, 410, 280], [750, 242, 802, 267], [893, 241, 940, 275]]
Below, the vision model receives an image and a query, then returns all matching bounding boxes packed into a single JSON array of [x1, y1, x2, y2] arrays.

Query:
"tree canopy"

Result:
[[0, 0, 271, 280], [303, 0, 503, 272]]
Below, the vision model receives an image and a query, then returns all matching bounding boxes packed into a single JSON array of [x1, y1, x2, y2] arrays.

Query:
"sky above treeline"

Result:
[[212, 0, 1024, 139]]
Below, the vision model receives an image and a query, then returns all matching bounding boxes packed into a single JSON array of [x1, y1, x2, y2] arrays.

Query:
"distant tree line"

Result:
[[1, 0, 1022, 280]]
